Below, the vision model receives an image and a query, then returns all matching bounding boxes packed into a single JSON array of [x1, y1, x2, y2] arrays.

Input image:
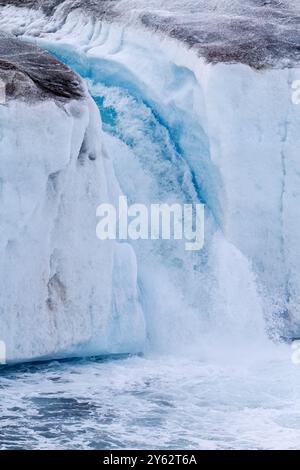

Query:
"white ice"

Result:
[[0, 4, 300, 362]]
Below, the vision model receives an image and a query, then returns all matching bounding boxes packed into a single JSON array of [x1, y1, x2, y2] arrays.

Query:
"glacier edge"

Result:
[[0, 72, 145, 363], [0, 4, 300, 362]]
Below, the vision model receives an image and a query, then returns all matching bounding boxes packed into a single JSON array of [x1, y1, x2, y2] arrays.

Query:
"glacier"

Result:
[[0, 35, 145, 362], [0, 1, 300, 363]]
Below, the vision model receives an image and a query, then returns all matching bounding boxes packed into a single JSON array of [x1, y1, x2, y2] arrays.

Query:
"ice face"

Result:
[[0, 3, 300, 363], [0, 0, 300, 68], [0, 38, 146, 363]]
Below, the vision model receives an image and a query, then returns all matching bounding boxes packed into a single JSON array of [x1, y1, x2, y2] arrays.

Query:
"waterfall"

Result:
[[0, 3, 300, 363]]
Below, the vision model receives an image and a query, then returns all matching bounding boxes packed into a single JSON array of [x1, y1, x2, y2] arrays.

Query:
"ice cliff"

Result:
[[0, 35, 145, 362], [0, 1, 300, 362]]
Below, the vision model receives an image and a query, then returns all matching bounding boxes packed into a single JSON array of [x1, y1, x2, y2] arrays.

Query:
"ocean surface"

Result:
[[1, 352, 300, 450]]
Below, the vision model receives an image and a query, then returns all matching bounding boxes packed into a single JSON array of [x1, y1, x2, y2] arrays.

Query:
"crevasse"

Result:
[[1, 5, 300, 362]]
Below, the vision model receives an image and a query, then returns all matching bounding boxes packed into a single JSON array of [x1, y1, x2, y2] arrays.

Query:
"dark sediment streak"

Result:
[[0, 34, 83, 101], [0, 0, 300, 68]]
